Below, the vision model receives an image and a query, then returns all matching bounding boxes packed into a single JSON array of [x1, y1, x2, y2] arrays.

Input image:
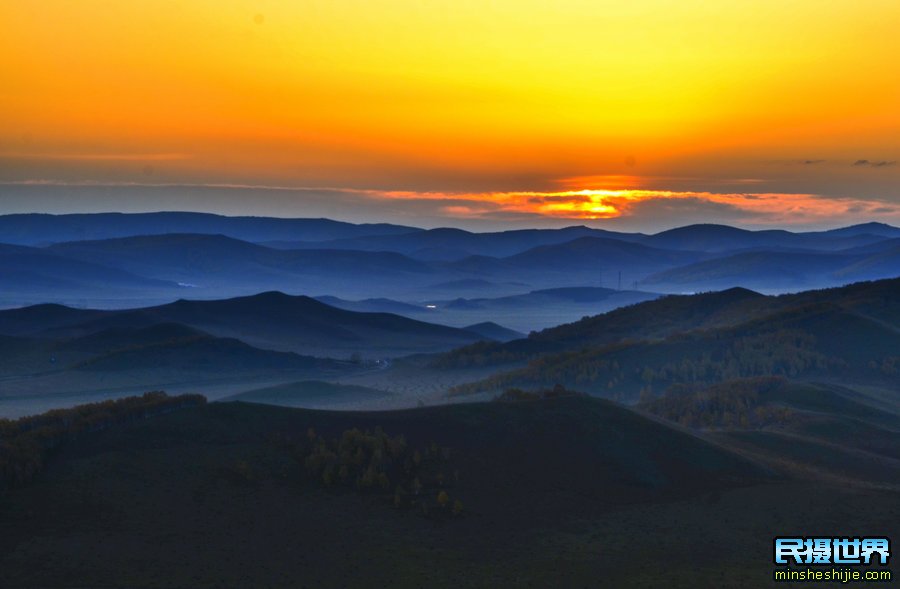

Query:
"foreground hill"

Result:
[[640, 377, 900, 484], [1, 394, 895, 588]]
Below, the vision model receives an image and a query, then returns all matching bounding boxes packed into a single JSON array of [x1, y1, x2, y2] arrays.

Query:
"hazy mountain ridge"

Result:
[[2, 217, 899, 309], [0, 212, 418, 246], [0, 243, 178, 294], [445, 278, 900, 400], [0, 291, 489, 359]]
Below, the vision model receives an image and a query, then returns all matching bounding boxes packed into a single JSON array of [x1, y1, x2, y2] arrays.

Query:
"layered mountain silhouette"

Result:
[[0, 291, 489, 359], [0, 212, 416, 246], [1, 215, 899, 309]]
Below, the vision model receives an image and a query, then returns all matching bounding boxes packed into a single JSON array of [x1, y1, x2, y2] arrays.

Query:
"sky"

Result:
[[1, 0, 899, 231]]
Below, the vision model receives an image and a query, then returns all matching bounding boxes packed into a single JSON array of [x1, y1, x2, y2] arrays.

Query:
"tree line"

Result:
[[264, 425, 464, 518], [638, 376, 795, 429], [448, 327, 892, 400], [0, 392, 206, 490]]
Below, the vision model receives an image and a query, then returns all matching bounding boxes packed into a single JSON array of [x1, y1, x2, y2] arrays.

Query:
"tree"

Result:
[[452, 499, 464, 516], [437, 490, 450, 509]]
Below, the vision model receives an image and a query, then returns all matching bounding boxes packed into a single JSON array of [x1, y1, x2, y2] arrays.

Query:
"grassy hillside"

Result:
[[1, 395, 896, 588], [639, 377, 900, 484]]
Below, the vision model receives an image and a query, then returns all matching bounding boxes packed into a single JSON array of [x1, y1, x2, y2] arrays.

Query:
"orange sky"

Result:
[[1, 1, 898, 228]]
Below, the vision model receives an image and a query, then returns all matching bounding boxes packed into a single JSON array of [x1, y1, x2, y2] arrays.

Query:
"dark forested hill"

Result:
[[440, 278, 900, 401], [1, 393, 896, 588]]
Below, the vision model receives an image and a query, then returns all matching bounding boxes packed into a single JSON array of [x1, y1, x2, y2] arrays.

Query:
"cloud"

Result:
[[1, 179, 899, 231], [527, 194, 594, 204], [770, 159, 826, 167], [853, 159, 897, 167], [0, 152, 191, 162], [372, 187, 900, 227]]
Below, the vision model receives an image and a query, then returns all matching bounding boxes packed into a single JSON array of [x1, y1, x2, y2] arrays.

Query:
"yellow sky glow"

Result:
[[1, 1, 898, 226]]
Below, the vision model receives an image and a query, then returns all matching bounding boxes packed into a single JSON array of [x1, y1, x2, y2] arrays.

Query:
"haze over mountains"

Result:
[[1, 212, 899, 419], [2, 213, 899, 323], [2, 215, 898, 589], [0, 292, 501, 416]]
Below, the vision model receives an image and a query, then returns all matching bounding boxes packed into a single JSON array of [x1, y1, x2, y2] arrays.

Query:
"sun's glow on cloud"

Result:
[[3, 179, 898, 228], [369, 187, 900, 224]]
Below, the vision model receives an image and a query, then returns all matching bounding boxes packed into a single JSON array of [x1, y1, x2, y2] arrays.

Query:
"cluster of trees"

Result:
[[0, 392, 206, 489], [638, 377, 794, 429], [279, 426, 463, 517], [450, 327, 860, 400]]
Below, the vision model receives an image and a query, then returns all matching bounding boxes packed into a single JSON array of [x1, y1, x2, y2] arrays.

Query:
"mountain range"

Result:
[[2, 214, 899, 312]]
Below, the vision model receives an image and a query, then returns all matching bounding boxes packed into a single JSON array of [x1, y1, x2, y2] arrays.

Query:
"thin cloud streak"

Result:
[[1, 179, 898, 229], [371, 188, 900, 224], [0, 153, 191, 162]]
